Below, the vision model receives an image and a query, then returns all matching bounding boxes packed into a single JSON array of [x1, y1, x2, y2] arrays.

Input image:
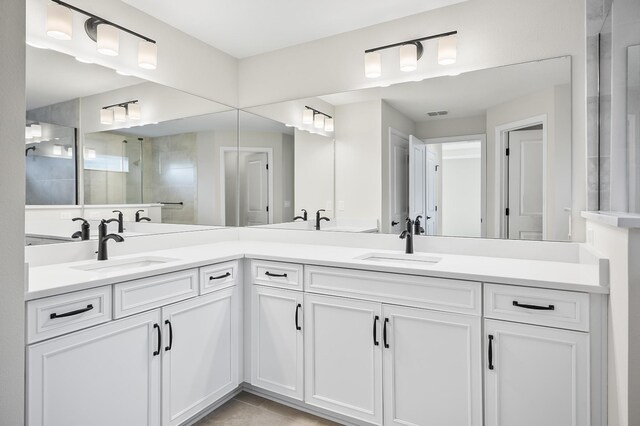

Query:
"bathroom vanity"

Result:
[[25, 237, 608, 426]]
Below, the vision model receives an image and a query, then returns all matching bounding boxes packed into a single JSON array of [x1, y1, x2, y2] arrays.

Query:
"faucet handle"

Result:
[[112, 210, 123, 214], [317, 209, 326, 213], [72, 217, 88, 225], [301, 209, 307, 213]]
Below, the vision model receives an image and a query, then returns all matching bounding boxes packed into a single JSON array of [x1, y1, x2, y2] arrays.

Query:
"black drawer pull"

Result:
[[383, 318, 390, 348], [153, 323, 162, 356], [165, 320, 173, 351], [209, 272, 231, 280], [295, 304, 302, 330], [512, 301, 555, 311], [373, 315, 379, 346], [50, 304, 93, 319], [488, 335, 494, 370], [265, 271, 288, 278]]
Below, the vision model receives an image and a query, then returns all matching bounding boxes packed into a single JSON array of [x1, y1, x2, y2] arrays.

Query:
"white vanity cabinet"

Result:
[[27, 310, 162, 426], [250, 282, 304, 400], [162, 286, 239, 426], [483, 283, 592, 426]]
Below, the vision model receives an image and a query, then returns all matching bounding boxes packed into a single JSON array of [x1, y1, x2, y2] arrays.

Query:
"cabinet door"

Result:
[[305, 294, 383, 425], [162, 287, 239, 426], [484, 319, 589, 426], [28, 310, 161, 426], [251, 285, 304, 400], [383, 305, 482, 426]]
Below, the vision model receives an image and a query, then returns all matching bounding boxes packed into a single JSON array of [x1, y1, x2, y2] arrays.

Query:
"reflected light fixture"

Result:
[[85, 148, 97, 159], [52, 145, 63, 156], [100, 100, 141, 125], [364, 30, 457, 78], [304, 106, 334, 133], [46, 0, 157, 70], [314, 113, 325, 129], [324, 118, 335, 132], [127, 102, 142, 120], [30, 124, 42, 138], [113, 106, 127, 122], [100, 108, 114, 125], [302, 108, 314, 124], [25, 127, 33, 140], [46, 2, 73, 40]]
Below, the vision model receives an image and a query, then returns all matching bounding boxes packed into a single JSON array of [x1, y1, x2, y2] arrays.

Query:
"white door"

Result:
[[28, 310, 161, 426], [251, 286, 304, 400], [383, 305, 482, 426], [508, 130, 543, 240], [484, 319, 589, 426], [304, 294, 383, 425], [389, 131, 409, 233], [162, 287, 239, 426], [409, 135, 426, 228], [243, 152, 269, 226], [425, 147, 438, 235]]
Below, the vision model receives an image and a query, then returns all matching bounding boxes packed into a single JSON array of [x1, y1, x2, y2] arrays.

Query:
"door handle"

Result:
[[153, 323, 162, 356], [164, 320, 173, 351], [373, 315, 379, 346], [426, 216, 432, 220], [391, 221, 399, 226], [295, 304, 302, 331]]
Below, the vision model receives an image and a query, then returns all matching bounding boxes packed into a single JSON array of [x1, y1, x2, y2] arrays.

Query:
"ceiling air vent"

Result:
[[427, 111, 449, 117]]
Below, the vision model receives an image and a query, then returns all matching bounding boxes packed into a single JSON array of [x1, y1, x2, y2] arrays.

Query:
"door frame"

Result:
[[494, 115, 547, 239], [423, 133, 487, 238], [219, 147, 274, 225], [387, 127, 410, 234]]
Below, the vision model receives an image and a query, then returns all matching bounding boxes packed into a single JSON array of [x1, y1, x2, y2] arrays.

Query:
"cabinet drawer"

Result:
[[114, 269, 198, 318], [200, 260, 239, 294], [251, 260, 303, 290], [305, 265, 481, 315], [27, 286, 111, 344], [484, 283, 589, 331]]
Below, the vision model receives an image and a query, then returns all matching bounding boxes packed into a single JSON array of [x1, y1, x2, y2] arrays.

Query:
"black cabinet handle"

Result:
[[153, 323, 162, 356], [50, 304, 93, 319], [391, 221, 399, 226], [488, 335, 494, 370], [210, 272, 231, 280], [165, 320, 173, 351], [373, 315, 380, 346], [383, 318, 390, 348], [295, 304, 302, 330], [512, 301, 555, 311], [265, 271, 288, 278]]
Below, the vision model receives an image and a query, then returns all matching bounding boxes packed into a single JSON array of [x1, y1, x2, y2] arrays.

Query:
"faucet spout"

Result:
[[315, 209, 330, 230], [97, 220, 125, 261], [399, 218, 414, 254]]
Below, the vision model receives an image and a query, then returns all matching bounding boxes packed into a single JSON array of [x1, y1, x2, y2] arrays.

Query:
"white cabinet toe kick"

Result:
[[26, 258, 607, 426]]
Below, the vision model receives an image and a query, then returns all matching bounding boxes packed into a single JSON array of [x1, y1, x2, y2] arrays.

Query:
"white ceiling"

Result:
[[120, 0, 465, 58], [26, 47, 143, 110], [319, 56, 571, 122]]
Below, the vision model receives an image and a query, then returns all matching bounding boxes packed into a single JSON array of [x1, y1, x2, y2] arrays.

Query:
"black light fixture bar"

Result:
[[305, 106, 332, 119], [50, 0, 156, 44], [102, 100, 139, 110], [364, 30, 457, 54]]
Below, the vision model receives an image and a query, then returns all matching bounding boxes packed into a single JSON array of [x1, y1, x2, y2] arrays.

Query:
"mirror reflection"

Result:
[[629, 45, 640, 213], [243, 56, 572, 240]]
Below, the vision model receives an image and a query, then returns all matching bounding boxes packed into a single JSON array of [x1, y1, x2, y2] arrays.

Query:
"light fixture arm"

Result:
[[305, 106, 332, 119], [50, 0, 156, 44], [102, 100, 139, 110], [364, 30, 456, 54]]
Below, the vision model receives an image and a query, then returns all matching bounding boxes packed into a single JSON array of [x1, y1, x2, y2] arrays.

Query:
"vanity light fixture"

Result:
[[100, 108, 114, 125], [52, 145, 63, 156], [100, 100, 141, 125], [304, 106, 334, 132], [364, 30, 457, 78], [127, 103, 142, 120], [113, 106, 127, 122], [25, 126, 33, 140], [46, 0, 157, 69], [30, 124, 42, 138]]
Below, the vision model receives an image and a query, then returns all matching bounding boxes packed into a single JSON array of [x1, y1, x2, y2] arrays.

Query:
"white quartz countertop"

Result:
[[27, 241, 608, 300]]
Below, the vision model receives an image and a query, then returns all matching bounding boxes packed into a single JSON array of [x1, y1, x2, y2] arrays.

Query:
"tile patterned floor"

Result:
[[193, 391, 342, 425]]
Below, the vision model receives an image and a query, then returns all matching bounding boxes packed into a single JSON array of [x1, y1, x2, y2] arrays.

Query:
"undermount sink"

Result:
[[356, 252, 442, 266], [71, 256, 179, 274]]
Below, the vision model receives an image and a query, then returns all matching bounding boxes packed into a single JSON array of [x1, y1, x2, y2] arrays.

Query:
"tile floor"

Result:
[[193, 391, 342, 425]]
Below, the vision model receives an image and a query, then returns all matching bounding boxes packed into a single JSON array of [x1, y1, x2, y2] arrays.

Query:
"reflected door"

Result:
[[426, 148, 438, 236], [507, 130, 543, 240], [242, 152, 269, 226], [389, 132, 409, 233], [409, 136, 426, 228]]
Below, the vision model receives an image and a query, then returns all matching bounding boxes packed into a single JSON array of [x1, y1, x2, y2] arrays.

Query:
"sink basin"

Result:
[[72, 256, 179, 274], [356, 252, 441, 266]]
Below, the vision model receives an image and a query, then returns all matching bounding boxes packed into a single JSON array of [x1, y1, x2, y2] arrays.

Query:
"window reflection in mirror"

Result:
[[242, 56, 572, 241]]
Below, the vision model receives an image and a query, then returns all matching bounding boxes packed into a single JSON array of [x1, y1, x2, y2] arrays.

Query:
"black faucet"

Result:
[[109, 210, 124, 233], [315, 209, 330, 230], [399, 217, 414, 254], [135, 209, 151, 222], [414, 215, 425, 235], [71, 217, 90, 240], [97, 219, 124, 261], [293, 209, 308, 221]]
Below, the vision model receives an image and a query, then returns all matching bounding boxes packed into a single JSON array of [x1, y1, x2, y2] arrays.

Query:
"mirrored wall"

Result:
[[242, 56, 573, 241]]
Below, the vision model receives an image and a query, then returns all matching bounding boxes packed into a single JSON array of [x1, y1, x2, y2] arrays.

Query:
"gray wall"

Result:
[[0, 0, 25, 423]]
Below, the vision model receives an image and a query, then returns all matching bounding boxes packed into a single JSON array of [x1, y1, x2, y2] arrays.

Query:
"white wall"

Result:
[[381, 101, 416, 232], [335, 101, 382, 222], [294, 129, 335, 217], [26, 0, 238, 107], [416, 115, 486, 139], [0, 1, 25, 423]]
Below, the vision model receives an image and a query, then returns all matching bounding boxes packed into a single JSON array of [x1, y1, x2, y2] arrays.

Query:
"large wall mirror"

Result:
[[25, 46, 238, 243], [243, 56, 572, 241]]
